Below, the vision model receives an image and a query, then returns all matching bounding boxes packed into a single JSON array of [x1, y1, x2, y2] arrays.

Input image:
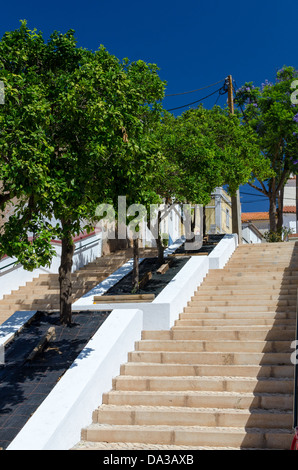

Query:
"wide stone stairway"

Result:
[[74, 242, 298, 450], [0, 247, 156, 326]]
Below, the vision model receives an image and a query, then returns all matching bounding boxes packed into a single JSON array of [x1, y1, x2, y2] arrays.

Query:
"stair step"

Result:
[[81, 423, 294, 449], [194, 281, 297, 297], [193, 294, 297, 301], [112, 375, 293, 394], [93, 404, 292, 428], [180, 312, 296, 319], [134, 339, 293, 353], [175, 318, 296, 326], [187, 300, 296, 307], [128, 351, 292, 366], [142, 328, 295, 341], [121, 363, 294, 378], [103, 390, 293, 410], [202, 280, 298, 286]]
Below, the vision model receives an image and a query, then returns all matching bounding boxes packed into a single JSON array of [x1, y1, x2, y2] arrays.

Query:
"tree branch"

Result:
[[247, 181, 268, 196]]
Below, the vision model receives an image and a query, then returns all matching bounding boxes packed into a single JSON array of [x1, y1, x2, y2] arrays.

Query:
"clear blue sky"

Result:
[[1, 0, 297, 213]]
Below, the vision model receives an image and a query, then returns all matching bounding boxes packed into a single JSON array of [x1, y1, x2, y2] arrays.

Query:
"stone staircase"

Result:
[[0, 247, 156, 326], [74, 242, 298, 450]]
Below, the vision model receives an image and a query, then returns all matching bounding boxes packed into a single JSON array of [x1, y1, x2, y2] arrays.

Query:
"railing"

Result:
[[0, 260, 18, 273], [0, 237, 100, 274]]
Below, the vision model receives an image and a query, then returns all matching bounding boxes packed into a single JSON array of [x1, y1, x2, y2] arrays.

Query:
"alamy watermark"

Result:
[[0, 81, 4, 105], [94, 196, 204, 250], [0, 344, 4, 365], [291, 341, 298, 365]]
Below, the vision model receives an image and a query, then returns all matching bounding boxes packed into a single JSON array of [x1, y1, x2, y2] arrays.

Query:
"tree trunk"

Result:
[[132, 237, 139, 293], [277, 187, 284, 232], [269, 192, 277, 232], [146, 209, 165, 265], [203, 206, 206, 238], [59, 230, 75, 325]]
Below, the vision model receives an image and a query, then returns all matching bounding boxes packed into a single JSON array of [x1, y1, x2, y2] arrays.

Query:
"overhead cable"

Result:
[[165, 79, 226, 97], [166, 86, 226, 112]]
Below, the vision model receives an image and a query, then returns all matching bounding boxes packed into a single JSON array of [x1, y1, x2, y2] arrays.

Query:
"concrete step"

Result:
[[112, 375, 293, 394], [120, 362, 294, 378], [193, 294, 297, 301], [134, 339, 293, 353], [175, 318, 296, 327], [142, 328, 296, 341], [182, 306, 297, 314], [93, 404, 292, 429], [203, 273, 298, 281], [180, 311, 296, 320], [224, 266, 298, 271], [196, 287, 298, 295], [187, 299, 297, 307], [81, 423, 294, 449], [72, 440, 240, 450], [127, 351, 293, 366]]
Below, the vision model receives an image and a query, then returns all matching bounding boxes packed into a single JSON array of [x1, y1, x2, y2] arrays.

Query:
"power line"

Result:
[[240, 191, 268, 198], [165, 86, 226, 112], [240, 190, 296, 201], [165, 79, 225, 97], [241, 200, 269, 204]]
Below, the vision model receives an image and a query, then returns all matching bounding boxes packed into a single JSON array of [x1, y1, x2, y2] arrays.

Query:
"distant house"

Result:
[[283, 176, 296, 206], [283, 206, 296, 233], [241, 221, 264, 244], [241, 212, 270, 235], [205, 187, 232, 235], [282, 176, 297, 234], [241, 206, 296, 240]]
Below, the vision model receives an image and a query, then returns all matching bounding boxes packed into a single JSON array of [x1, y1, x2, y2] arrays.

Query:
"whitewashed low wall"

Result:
[[7, 308, 143, 451], [73, 236, 185, 309], [0, 310, 37, 348], [73, 234, 238, 330], [74, 255, 210, 330], [208, 233, 238, 269], [145, 255, 209, 330], [0, 232, 102, 301]]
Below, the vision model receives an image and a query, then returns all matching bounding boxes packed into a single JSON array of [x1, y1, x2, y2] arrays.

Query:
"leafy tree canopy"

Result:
[[155, 105, 272, 206], [234, 66, 298, 230]]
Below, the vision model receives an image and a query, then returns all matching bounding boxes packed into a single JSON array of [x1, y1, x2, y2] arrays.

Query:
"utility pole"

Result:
[[227, 75, 242, 244]]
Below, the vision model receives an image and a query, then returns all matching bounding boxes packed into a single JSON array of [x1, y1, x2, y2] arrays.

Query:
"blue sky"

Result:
[[1, 0, 297, 213]]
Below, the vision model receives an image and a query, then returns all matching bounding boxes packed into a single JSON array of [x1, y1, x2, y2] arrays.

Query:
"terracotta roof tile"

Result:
[[283, 206, 296, 213], [241, 212, 269, 222]]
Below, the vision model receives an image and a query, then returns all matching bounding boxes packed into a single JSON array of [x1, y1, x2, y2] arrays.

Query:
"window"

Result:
[[226, 209, 230, 228]]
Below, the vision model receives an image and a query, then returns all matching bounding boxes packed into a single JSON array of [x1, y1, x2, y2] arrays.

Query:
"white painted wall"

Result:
[[7, 308, 143, 451], [0, 232, 102, 301], [242, 225, 262, 244], [208, 233, 238, 269], [74, 235, 238, 330]]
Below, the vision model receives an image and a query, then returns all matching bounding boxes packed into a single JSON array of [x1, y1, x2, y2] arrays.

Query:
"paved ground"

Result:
[[0, 310, 110, 450]]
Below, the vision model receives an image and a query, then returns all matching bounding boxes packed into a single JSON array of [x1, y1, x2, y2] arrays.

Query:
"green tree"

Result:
[[234, 66, 298, 232], [0, 22, 58, 269], [0, 22, 165, 324], [153, 105, 271, 252]]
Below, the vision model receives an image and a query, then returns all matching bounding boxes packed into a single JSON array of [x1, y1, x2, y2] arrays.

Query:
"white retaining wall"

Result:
[[73, 234, 238, 330], [0, 232, 102, 301], [208, 233, 238, 269], [7, 308, 143, 451]]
